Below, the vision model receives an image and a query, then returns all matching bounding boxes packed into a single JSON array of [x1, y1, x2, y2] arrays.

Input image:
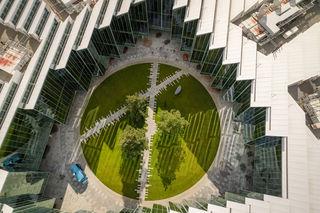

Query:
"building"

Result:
[[0, 0, 319, 212]]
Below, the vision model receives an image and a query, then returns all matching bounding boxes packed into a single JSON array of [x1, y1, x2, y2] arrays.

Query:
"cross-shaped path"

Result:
[[80, 68, 188, 143]]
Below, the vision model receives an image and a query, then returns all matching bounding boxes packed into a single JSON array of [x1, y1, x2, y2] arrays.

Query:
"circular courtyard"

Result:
[[80, 63, 221, 200]]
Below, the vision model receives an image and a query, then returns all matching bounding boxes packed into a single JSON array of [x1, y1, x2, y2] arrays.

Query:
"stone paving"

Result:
[[41, 34, 249, 212], [138, 63, 158, 203]]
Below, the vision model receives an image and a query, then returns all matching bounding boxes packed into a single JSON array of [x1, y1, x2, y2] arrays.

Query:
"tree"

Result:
[[125, 94, 147, 128], [157, 110, 189, 134], [120, 125, 147, 159]]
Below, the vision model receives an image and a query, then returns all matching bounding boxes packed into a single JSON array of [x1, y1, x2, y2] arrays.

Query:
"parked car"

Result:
[[2, 153, 23, 170], [69, 163, 88, 185]]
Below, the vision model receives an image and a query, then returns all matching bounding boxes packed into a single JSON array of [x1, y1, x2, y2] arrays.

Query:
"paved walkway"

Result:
[[138, 63, 159, 202], [41, 35, 248, 212]]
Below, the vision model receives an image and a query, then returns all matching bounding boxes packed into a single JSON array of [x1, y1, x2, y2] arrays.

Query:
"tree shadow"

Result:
[[155, 132, 185, 190], [119, 153, 140, 208], [182, 110, 221, 172]]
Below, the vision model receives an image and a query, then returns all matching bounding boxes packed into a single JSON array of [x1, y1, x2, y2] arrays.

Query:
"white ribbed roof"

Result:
[[99, 0, 118, 28], [117, 0, 132, 16], [56, 6, 90, 70], [210, 0, 231, 49], [173, 0, 188, 10], [196, 0, 216, 36], [223, 23, 242, 64], [184, 0, 202, 22], [230, 0, 244, 21], [237, 36, 257, 81], [78, 0, 105, 50]]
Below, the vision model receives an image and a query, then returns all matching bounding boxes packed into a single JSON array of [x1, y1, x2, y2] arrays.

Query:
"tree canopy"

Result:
[[157, 110, 189, 134], [120, 125, 147, 159], [125, 94, 147, 128]]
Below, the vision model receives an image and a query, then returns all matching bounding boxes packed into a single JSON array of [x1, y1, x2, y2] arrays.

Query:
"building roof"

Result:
[[78, 0, 105, 50], [184, 0, 202, 22], [173, 0, 188, 10], [117, 0, 132, 16], [210, 0, 231, 49], [196, 0, 216, 36], [99, 0, 118, 28], [56, 6, 90, 70], [223, 23, 243, 65], [236, 36, 257, 81]]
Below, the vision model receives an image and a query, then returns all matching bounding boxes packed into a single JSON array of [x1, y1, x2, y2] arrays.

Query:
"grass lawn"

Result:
[[147, 75, 221, 200], [81, 63, 151, 133], [157, 64, 180, 84], [81, 118, 141, 199]]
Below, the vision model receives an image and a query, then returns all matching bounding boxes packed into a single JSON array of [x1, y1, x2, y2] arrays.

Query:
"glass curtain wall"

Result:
[[0, 109, 53, 171], [211, 64, 238, 90], [171, 6, 186, 40], [190, 34, 210, 63], [181, 20, 198, 52], [250, 136, 282, 196], [111, 14, 135, 47], [34, 68, 79, 123], [129, 1, 149, 37], [237, 107, 267, 142], [200, 48, 223, 74], [92, 27, 120, 57], [147, 0, 174, 31]]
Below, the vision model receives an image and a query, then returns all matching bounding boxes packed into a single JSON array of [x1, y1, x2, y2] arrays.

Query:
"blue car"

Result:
[[2, 153, 23, 170], [69, 163, 88, 185]]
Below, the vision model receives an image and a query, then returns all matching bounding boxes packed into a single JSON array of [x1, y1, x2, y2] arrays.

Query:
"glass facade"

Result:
[[171, 6, 186, 40], [237, 107, 267, 142], [129, 1, 149, 37], [181, 20, 198, 52], [11, 0, 28, 26], [250, 136, 282, 196], [200, 48, 224, 75], [190, 34, 210, 63], [93, 27, 120, 57], [0, 109, 53, 171], [147, 0, 174, 31], [111, 14, 135, 46], [211, 64, 238, 90], [34, 68, 79, 123], [23, 0, 41, 32]]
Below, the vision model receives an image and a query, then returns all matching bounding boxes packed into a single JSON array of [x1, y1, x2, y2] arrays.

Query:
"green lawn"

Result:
[[157, 64, 180, 84], [81, 63, 151, 133], [81, 118, 141, 199], [147, 75, 221, 200], [81, 64, 221, 200]]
